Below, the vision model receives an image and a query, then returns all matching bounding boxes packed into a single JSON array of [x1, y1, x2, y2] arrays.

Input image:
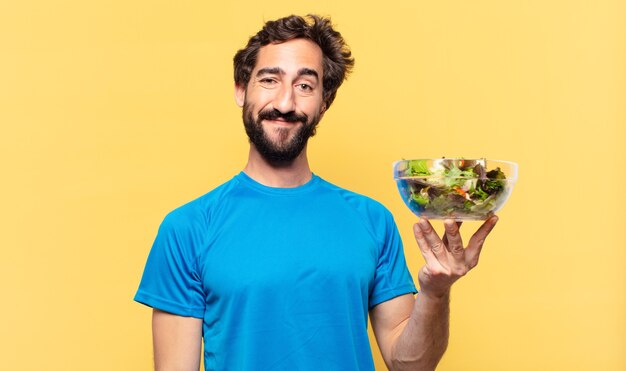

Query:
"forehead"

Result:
[[254, 38, 324, 77]]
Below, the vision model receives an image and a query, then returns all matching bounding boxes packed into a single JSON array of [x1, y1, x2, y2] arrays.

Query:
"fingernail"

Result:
[[491, 215, 499, 225]]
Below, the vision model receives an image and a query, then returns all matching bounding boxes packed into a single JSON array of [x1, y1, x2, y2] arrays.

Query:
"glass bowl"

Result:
[[393, 158, 518, 220]]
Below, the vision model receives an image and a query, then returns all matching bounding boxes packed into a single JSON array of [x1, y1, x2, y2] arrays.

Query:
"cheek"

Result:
[[242, 101, 257, 120], [249, 88, 276, 104], [302, 101, 325, 117]]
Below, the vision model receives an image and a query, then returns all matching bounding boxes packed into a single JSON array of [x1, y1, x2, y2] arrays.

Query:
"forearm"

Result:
[[390, 291, 450, 371]]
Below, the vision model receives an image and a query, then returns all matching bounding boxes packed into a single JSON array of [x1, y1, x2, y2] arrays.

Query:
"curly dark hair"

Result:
[[233, 14, 355, 109]]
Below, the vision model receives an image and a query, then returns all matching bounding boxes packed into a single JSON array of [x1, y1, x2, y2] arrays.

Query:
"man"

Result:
[[135, 14, 498, 371]]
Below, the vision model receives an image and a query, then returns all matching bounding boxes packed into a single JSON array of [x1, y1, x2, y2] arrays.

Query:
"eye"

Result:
[[259, 78, 277, 86], [297, 83, 313, 91]]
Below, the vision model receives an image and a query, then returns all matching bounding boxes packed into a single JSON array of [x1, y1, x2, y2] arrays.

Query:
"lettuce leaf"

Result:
[[406, 160, 431, 176]]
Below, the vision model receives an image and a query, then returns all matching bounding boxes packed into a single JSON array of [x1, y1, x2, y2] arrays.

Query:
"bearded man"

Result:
[[135, 14, 498, 371]]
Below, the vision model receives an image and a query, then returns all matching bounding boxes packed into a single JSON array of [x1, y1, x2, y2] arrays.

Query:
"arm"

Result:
[[370, 292, 449, 371], [152, 309, 203, 371], [370, 216, 498, 371]]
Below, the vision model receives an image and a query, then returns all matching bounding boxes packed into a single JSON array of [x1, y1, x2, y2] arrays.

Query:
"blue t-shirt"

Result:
[[135, 172, 416, 370]]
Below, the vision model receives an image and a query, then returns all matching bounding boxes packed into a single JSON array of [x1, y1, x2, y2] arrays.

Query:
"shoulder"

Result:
[[151, 176, 242, 260], [316, 177, 398, 240], [317, 177, 393, 219], [159, 175, 241, 234]]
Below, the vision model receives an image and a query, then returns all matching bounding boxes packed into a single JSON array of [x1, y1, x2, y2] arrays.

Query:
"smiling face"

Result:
[[235, 38, 327, 165]]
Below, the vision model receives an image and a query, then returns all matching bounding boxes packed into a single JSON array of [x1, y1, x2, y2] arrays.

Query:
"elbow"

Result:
[[389, 359, 436, 371], [389, 358, 441, 371], [388, 342, 448, 371]]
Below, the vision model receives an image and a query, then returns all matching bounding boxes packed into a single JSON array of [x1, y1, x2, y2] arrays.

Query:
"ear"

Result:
[[234, 83, 246, 107]]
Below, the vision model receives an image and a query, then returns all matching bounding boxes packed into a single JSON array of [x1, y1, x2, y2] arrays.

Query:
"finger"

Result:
[[465, 215, 499, 268], [443, 219, 464, 257], [442, 221, 462, 246], [412, 223, 442, 269], [418, 217, 449, 265]]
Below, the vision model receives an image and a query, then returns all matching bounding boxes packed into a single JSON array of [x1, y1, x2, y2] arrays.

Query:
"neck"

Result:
[[243, 145, 312, 188]]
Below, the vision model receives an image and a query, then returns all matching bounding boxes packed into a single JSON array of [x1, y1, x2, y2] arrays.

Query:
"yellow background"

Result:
[[1, 0, 624, 370]]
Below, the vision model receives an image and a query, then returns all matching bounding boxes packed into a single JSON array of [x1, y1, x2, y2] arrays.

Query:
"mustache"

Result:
[[257, 109, 308, 124]]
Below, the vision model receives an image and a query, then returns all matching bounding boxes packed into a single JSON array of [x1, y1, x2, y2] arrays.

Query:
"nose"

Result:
[[272, 84, 296, 114]]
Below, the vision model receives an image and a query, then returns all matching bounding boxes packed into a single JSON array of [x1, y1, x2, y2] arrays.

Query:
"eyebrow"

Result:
[[297, 68, 319, 81], [255, 67, 320, 81], [256, 67, 282, 77]]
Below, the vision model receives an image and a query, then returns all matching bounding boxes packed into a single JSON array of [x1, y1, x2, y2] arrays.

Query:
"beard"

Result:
[[242, 102, 321, 166]]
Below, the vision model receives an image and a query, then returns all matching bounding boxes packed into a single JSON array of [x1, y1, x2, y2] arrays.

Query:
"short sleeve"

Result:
[[369, 212, 417, 308], [134, 209, 206, 318]]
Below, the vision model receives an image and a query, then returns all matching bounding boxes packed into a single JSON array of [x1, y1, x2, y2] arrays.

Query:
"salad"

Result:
[[394, 158, 512, 220]]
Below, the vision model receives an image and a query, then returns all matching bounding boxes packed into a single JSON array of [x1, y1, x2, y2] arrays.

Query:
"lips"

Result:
[[257, 109, 308, 125], [264, 118, 300, 126]]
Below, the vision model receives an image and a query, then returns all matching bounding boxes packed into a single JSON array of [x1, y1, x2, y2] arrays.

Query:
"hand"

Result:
[[412, 215, 499, 299]]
